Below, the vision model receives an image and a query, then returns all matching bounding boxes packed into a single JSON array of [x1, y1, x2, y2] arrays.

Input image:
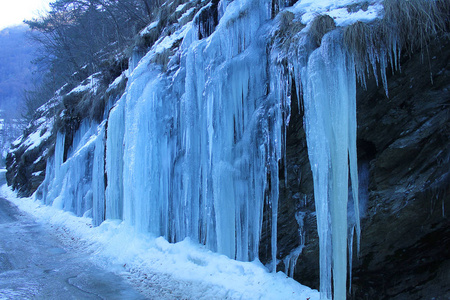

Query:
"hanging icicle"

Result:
[[301, 31, 360, 300]]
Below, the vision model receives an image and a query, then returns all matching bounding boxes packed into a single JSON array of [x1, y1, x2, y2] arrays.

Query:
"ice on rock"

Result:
[[283, 211, 306, 278], [36, 121, 107, 223], [103, 0, 278, 263]]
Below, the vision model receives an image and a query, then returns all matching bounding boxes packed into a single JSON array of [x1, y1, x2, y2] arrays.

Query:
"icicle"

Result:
[[348, 225, 355, 294], [92, 121, 106, 226], [302, 31, 359, 300], [54, 131, 65, 184], [105, 96, 125, 220], [271, 165, 279, 272], [283, 211, 306, 278], [38, 119, 107, 221]]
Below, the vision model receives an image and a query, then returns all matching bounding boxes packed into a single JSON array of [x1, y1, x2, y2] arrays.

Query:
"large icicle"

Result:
[[301, 31, 359, 300]]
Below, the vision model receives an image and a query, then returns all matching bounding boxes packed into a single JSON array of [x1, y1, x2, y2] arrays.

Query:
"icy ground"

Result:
[[0, 198, 145, 299], [0, 171, 319, 300]]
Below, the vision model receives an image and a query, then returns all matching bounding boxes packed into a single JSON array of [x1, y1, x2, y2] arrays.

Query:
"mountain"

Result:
[[0, 25, 41, 165], [0, 25, 40, 117]]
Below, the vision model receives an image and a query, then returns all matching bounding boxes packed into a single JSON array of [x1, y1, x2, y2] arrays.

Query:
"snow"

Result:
[[11, 98, 58, 153], [11, 135, 23, 148], [33, 153, 46, 165], [325, 4, 382, 26], [140, 21, 158, 37], [32, 171, 43, 177], [289, 0, 383, 26], [68, 73, 101, 95], [175, 3, 187, 12], [23, 129, 51, 151], [180, 7, 196, 21], [0, 184, 320, 300], [35, 96, 60, 114], [106, 73, 126, 93], [21, 117, 53, 152], [154, 24, 190, 54]]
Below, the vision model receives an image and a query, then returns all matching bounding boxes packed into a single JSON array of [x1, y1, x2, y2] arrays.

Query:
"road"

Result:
[[0, 171, 146, 299]]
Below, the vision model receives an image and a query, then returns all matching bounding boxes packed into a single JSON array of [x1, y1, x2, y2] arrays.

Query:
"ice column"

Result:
[[37, 131, 65, 205], [92, 121, 106, 226], [302, 31, 359, 300], [105, 96, 125, 220], [37, 121, 107, 221]]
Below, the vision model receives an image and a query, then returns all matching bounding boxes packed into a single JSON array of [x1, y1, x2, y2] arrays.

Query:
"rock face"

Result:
[[274, 37, 449, 299], [5, 99, 58, 197]]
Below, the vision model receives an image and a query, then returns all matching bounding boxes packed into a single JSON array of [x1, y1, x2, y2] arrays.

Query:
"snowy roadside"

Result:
[[0, 176, 319, 300]]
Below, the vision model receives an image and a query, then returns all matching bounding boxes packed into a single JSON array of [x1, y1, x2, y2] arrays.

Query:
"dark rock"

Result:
[[273, 36, 450, 298], [195, 0, 219, 40], [5, 99, 57, 197], [349, 37, 450, 300]]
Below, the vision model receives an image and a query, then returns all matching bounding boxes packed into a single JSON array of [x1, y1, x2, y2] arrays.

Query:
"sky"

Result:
[[0, 0, 52, 30]]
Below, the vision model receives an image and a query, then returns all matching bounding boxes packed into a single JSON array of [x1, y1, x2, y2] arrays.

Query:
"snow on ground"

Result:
[[0, 182, 319, 300]]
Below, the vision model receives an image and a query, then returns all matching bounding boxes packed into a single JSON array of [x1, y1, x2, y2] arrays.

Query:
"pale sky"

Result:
[[0, 0, 52, 30]]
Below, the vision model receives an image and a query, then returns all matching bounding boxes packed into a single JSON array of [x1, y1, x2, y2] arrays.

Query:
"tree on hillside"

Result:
[[24, 0, 160, 117]]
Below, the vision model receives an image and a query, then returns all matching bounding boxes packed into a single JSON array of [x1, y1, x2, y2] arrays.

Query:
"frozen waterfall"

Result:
[[37, 120, 107, 223], [103, 0, 278, 263], [34, 1, 363, 299]]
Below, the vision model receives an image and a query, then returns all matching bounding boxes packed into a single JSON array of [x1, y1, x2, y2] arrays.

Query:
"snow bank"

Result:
[[0, 184, 319, 300]]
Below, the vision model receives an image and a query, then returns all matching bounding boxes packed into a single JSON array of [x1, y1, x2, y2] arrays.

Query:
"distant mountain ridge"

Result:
[[0, 25, 40, 119], [0, 25, 40, 165]]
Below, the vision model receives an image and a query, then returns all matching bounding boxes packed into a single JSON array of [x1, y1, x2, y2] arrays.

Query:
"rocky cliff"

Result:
[[277, 36, 450, 299]]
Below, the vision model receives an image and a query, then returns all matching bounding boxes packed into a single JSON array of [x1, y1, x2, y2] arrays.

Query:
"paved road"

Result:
[[0, 172, 146, 299]]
